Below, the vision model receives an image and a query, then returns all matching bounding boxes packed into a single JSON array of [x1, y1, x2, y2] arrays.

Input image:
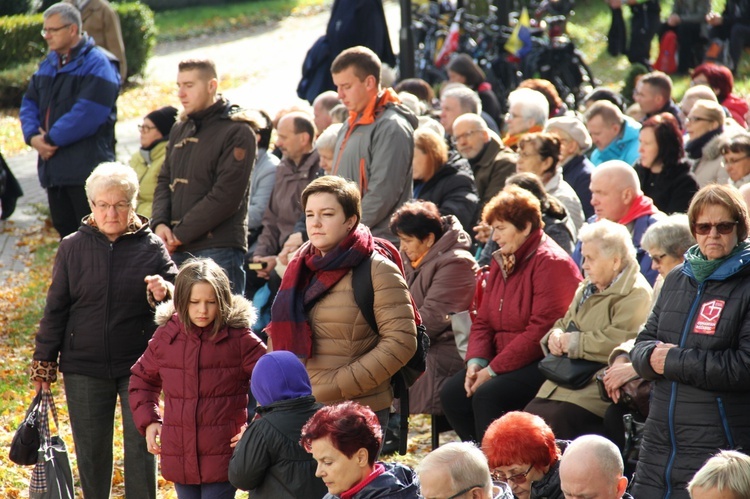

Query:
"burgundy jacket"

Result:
[[129, 297, 266, 484], [465, 229, 582, 374]]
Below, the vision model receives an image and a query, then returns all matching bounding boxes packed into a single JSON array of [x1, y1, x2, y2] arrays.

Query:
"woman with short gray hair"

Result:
[[316, 123, 342, 173], [641, 214, 696, 304], [31, 162, 177, 499], [525, 219, 652, 440]]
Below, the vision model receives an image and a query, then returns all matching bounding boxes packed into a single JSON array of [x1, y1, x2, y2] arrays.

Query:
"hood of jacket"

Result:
[[178, 95, 246, 125], [154, 293, 257, 329], [347, 88, 419, 131], [418, 215, 473, 266], [702, 122, 746, 161], [333, 462, 420, 499], [251, 351, 313, 406]]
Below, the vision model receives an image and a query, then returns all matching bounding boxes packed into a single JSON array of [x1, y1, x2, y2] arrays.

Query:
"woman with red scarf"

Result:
[[266, 176, 417, 431]]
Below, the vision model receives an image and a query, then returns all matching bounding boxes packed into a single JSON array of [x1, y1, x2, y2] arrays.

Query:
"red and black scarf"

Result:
[[267, 225, 374, 358]]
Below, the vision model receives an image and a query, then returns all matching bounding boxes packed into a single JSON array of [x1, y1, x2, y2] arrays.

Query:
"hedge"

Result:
[[132, 0, 251, 12], [0, 2, 156, 77]]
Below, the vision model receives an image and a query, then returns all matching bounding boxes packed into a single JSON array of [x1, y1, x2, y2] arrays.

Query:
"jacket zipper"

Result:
[[664, 281, 705, 499], [716, 397, 736, 448], [104, 242, 113, 378]]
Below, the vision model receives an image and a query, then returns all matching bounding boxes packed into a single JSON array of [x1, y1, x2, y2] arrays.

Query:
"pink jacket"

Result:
[[129, 296, 266, 484], [465, 229, 582, 374]]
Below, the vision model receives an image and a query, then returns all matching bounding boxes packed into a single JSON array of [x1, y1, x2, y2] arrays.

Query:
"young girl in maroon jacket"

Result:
[[129, 258, 266, 499]]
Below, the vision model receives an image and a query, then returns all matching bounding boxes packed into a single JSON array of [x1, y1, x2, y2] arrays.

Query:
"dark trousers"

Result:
[[628, 1, 661, 67], [63, 373, 156, 499], [47, 185, 90, 239], [660, 22, 704, 73], [174, 482, 236, 499], [440, 362, 545, 442], [172, 247, 246, 296], [524, 398, 605, 440], [709, 22, 750, 71]]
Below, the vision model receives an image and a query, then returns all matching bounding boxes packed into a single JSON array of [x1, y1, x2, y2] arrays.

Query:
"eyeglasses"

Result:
[[451, 129, 482, 144], [92, 201, 131, 212], [724, 156, 749, 165], [492, 464, 534, 484], [505, 112, 520, 120], [693, 221, 738, 235], [447, 485, 483, 499], [138, 123, 157, 133], [41, 24, 72, 36], [685, 116, 712, 123], [650, 253, 668, 265]]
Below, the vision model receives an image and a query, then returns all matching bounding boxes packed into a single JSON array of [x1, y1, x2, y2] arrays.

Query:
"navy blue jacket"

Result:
[[20, 35, 119, 188], [561, 155, 594, 219], [631, 248, 750, 499]]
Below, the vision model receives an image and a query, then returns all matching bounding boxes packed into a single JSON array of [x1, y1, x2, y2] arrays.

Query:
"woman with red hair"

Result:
[[482, 411, 565, 499], [301, 401, 421, 498], [691, 63, 749, 127]]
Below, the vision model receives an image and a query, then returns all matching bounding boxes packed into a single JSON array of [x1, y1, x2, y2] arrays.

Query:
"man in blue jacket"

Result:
[[585, 100, 641, 167], [20, 2, 119, 239]]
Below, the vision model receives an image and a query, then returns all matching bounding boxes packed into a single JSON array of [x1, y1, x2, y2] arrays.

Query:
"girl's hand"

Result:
[[146, 423, 162, 455], [230, 424, 248, 448]]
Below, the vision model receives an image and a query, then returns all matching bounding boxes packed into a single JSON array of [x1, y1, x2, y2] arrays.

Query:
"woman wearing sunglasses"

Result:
[[481, 411, 565, 499], [630, 184, 750, 499]]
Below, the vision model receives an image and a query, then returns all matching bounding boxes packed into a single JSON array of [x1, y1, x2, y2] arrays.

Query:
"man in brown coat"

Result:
[[65, 0, 127, 82]]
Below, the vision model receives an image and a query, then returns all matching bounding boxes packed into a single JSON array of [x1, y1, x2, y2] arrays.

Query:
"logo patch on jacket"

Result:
[[693, 299, 725, 335], [234, 147, 246, 161]]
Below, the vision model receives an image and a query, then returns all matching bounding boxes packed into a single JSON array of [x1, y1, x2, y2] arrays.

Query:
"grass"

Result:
[[153, 0, 329, 42]]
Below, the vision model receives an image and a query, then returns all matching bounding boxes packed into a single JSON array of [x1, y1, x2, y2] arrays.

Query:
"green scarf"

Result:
[[685, 241, 750, 283]]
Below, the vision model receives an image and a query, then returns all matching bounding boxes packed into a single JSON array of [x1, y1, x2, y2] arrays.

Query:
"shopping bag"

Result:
[[29, 390, 74, 499], [9, 391, 42, 465]]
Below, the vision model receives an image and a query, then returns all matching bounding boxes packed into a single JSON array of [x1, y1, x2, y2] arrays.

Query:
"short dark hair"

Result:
[[505, 171, 565, 219], [518, 132, 561, 175], [390, 200, 445, 241], [300, 401, 382, 467], [446, 53, 486, 88], [394, 78, 435, 103], [641, 112, 683, 168], [641, 71, 673, 100], [173, 258, 233, 337], [291, 113, 316, 142], [178, 59, 218, 81], [688, 184, 750, 241], [244, 109, 274, 150], [331, 46, 381, 84], [301, 176, 362, 226], [483, 185, 542, 232]]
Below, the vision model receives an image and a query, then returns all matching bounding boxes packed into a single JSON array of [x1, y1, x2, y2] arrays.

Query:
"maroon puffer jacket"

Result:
[[129, 296, 266, 484]]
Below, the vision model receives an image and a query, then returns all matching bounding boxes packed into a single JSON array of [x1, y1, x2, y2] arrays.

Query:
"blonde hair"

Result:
[[688, 450, 750, 498], [85, 162, 139, 208]]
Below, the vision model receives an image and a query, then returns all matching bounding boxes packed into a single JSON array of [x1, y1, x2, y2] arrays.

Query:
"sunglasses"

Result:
[[492, 464, 534, 485], [693, 221, 738, 235]]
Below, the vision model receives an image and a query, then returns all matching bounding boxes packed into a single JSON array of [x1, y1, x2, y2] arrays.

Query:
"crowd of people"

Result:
[[15, 1, 750, 498]]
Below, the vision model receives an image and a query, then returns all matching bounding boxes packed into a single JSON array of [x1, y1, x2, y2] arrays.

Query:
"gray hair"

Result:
[[399, 91, 425, 116], [417, 442, 493, 497], [44, 3, 82, 33], [562, 435, 624, 479], [329, 104, 349, 124], [508, 88, 549, 126], [579, 219, 637, 267], [641, 214, 695, 259], [442, 86, 482, 115], [85, 162, 139, 208], [316, 123, 343, 152], [688, 450, 750, 498]]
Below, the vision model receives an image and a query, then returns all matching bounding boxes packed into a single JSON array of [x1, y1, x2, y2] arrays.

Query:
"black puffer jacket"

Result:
[[530, 440, 568, 499], [34, 215, 177, 378], [228, 396, 326, 498], [631, 249, 750, 499], [323, 462, 421, 499], [414, 153, 480, 233]]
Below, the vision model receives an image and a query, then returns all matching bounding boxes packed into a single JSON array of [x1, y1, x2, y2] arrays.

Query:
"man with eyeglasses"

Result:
[[720, 133, 750, 188], [559, 435, 632, 499], [20, 2, 120, 239], [417, 442, 513, 499]]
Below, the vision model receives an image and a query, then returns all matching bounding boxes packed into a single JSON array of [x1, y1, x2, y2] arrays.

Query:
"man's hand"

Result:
[[649, 342, 677, 375], [667, 14, 681, 26], [278, 232, 304, 265], [145, 275, 173, 303], [253, 255, 277, 279], [31, 129, 58, 161], [706, 11, 723, 26], [155, 224, 179, 253], [473, 223, 491, 244]]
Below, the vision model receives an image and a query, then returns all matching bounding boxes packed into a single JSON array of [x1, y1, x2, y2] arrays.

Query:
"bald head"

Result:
[[681, 85, 718, 117], [560, 435, 627, 499], [590, 160, 641, 221], [313, 90, 341, 136]]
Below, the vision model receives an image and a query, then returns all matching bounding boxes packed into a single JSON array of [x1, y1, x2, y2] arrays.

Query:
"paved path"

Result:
[[0, 1, 401, 282]]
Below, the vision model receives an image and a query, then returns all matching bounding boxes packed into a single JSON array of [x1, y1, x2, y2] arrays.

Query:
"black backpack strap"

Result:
[[352, 254, 378, 334]]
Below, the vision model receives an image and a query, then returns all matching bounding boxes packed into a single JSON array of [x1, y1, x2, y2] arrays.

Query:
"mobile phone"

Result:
[[247, 262, 268, 270]]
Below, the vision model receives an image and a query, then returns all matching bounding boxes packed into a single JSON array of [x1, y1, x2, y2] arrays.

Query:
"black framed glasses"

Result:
[[724, 156, 749, 165], [451, 129, 482, 145], [138, 123, 157, 132], [693, 221, 738, 235], [650, 253, 668, 265], [492, 464, 534, 484], [41, 24, 71, 36], [447, 484, 483, 499]]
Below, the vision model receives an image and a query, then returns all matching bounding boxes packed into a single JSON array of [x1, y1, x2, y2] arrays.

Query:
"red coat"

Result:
[[129, 297, 266, 485], [465, 229, 582, 374]]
